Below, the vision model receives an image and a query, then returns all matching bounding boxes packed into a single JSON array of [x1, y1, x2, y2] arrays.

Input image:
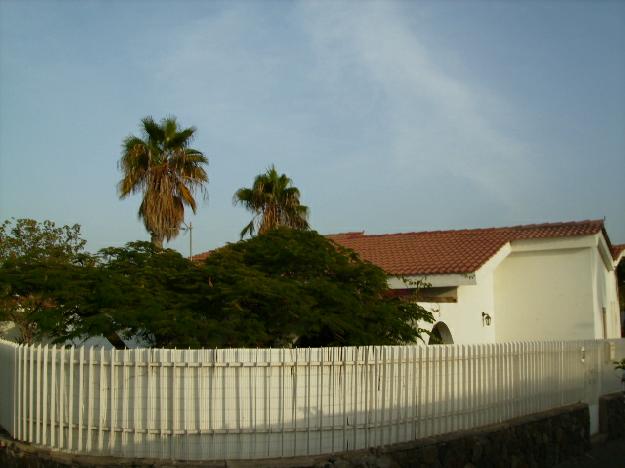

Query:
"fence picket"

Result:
[[364, 346, 371, 447], [1, 338, 624, 460], [42, 345, 48, 446], [436, 345, 443, 435], [28, 344, 34, 443], [86, 347, 94, 452], [98, 347, 105, 452], [50, 345, 56, 448], [425, 345, 431, 437], [58, 346, 64, 448], [448, 346, 454, 432], [17, 345, 22, 441], [475, 345, 482, 427], [35, 344, 41, 444], [67, 346, 74, 450], [528, 342, 533, 415], [411, 346, 418, 439], [77, 346, 84, 451]]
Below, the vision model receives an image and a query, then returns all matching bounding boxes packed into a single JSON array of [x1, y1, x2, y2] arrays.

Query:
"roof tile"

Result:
[[328, 220, 605, 275], [613, 244, 625, 261]]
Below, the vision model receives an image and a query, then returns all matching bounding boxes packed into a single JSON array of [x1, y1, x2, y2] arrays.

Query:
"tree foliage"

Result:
[[118, 116, 208, 248], [1, 220, 432, 348], [0, 219, 93, 344], [83, 242, 213, 348], [233, 165, 309, 238], [71, 231, 432, 348], [0, 218, 88, 264], [199, 228, 433, 347]]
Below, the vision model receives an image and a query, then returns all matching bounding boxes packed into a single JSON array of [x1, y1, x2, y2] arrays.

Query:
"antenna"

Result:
[[181, 221, 193, 260]]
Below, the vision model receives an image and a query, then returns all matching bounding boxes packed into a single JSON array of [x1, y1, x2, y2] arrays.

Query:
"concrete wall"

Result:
[[0, 403, 592, 468], [492, 234, 621, 342], [493, 246, 595, 341], [590, 240, 621, 339], [406, 233, 623, 344], [420, 278, 495, 345], [409, 246, 510, 345]]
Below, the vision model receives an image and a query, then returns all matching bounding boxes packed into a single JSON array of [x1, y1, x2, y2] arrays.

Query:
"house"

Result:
[[328, 220, 623, 345], [613, 243, 625, 332]]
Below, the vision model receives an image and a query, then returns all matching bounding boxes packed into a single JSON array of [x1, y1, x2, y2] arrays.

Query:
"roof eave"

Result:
[[388, 273, 477, 288]]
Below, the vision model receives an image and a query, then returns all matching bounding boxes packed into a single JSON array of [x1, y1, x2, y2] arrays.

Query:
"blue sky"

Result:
[[1, 0, 624, 255]]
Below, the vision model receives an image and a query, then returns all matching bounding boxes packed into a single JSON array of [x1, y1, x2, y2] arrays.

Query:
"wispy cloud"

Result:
[[296, 2, 538, 206], [130, 1, 618, 239]]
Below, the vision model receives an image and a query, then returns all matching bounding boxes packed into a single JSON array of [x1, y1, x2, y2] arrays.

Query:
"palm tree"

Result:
[[118, 116, 208, 248], [233, 165, 309, 238]]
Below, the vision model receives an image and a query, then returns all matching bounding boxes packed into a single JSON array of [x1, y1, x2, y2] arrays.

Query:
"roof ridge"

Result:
[[328, 219, 608, 275], [325, 231, 365, 238], [612, 243, 625, 261], [327, 219, 604, 239]]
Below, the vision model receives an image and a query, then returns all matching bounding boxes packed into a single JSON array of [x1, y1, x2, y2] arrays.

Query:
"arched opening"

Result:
[[428, 322, 454, 345]]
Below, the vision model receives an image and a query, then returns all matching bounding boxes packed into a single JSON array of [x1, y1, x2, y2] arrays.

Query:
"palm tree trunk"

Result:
[[105, 331, 127, 350], [151, 233, 164, 249]]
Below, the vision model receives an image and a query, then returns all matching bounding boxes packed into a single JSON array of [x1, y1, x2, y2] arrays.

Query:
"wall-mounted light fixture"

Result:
[[481, 312, 492, 327]]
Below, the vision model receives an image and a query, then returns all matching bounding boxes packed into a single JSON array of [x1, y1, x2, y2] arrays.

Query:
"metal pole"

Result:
[[189, 222, 193, 260]]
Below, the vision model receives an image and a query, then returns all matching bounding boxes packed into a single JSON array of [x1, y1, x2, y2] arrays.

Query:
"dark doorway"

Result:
[[428, 322, 454, 345]]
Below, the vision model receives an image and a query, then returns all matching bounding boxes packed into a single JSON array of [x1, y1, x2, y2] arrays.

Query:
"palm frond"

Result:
[[233, 165, 309, 237], [118, 116, 208, 246], [167, 127, 196, 148], [240, 218, 256, 238], [141, 116, 165, 142]]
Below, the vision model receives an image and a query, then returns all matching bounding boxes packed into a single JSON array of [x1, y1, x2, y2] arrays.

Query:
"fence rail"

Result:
[[0, 339, 623, 460]]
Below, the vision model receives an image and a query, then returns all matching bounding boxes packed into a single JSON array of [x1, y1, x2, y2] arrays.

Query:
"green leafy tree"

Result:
[[199, 228, 434, 347], [54, 231, 432, 349], [118, 116, 208, 248], [0, 218, 87, 263], [0, 219, 94, 344], [233, 165, 309, 238], [0, 230, 210, 348], [86, 242, 213, 348], [2, 221, 432, 349]]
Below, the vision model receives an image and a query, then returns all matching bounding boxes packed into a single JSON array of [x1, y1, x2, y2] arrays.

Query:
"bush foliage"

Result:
[[1, 220, 433, 348], [200, 228, 433, 347]]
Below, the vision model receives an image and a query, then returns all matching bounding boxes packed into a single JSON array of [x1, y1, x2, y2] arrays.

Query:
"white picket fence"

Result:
[[0, 339, 623, 460]]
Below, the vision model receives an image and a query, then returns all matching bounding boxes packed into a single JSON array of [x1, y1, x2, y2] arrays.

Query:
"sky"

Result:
[[1, 0, 624, 256]]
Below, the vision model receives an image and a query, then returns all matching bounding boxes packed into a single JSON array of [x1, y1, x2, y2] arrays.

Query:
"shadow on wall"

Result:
[[2, 375, 589, 461]]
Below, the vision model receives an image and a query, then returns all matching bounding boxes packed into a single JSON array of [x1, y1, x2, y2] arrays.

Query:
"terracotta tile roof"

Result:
[[190, 250, 214, 262], [613, 244, 625, 262], [327, 220, 605, 275]]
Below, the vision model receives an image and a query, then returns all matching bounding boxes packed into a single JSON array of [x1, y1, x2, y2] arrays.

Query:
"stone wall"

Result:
[[321, 403, 590, 468], [599, 391, 625, 440], [0, 404, 590, 468]]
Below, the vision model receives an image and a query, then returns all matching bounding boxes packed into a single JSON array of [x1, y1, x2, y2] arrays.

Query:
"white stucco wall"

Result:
[[419, 277, 496, 345], [493, 243, 596, 341], [590, 237, 621, 339], [385, 234, 622, 345], [393, 245, 510, 345]]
